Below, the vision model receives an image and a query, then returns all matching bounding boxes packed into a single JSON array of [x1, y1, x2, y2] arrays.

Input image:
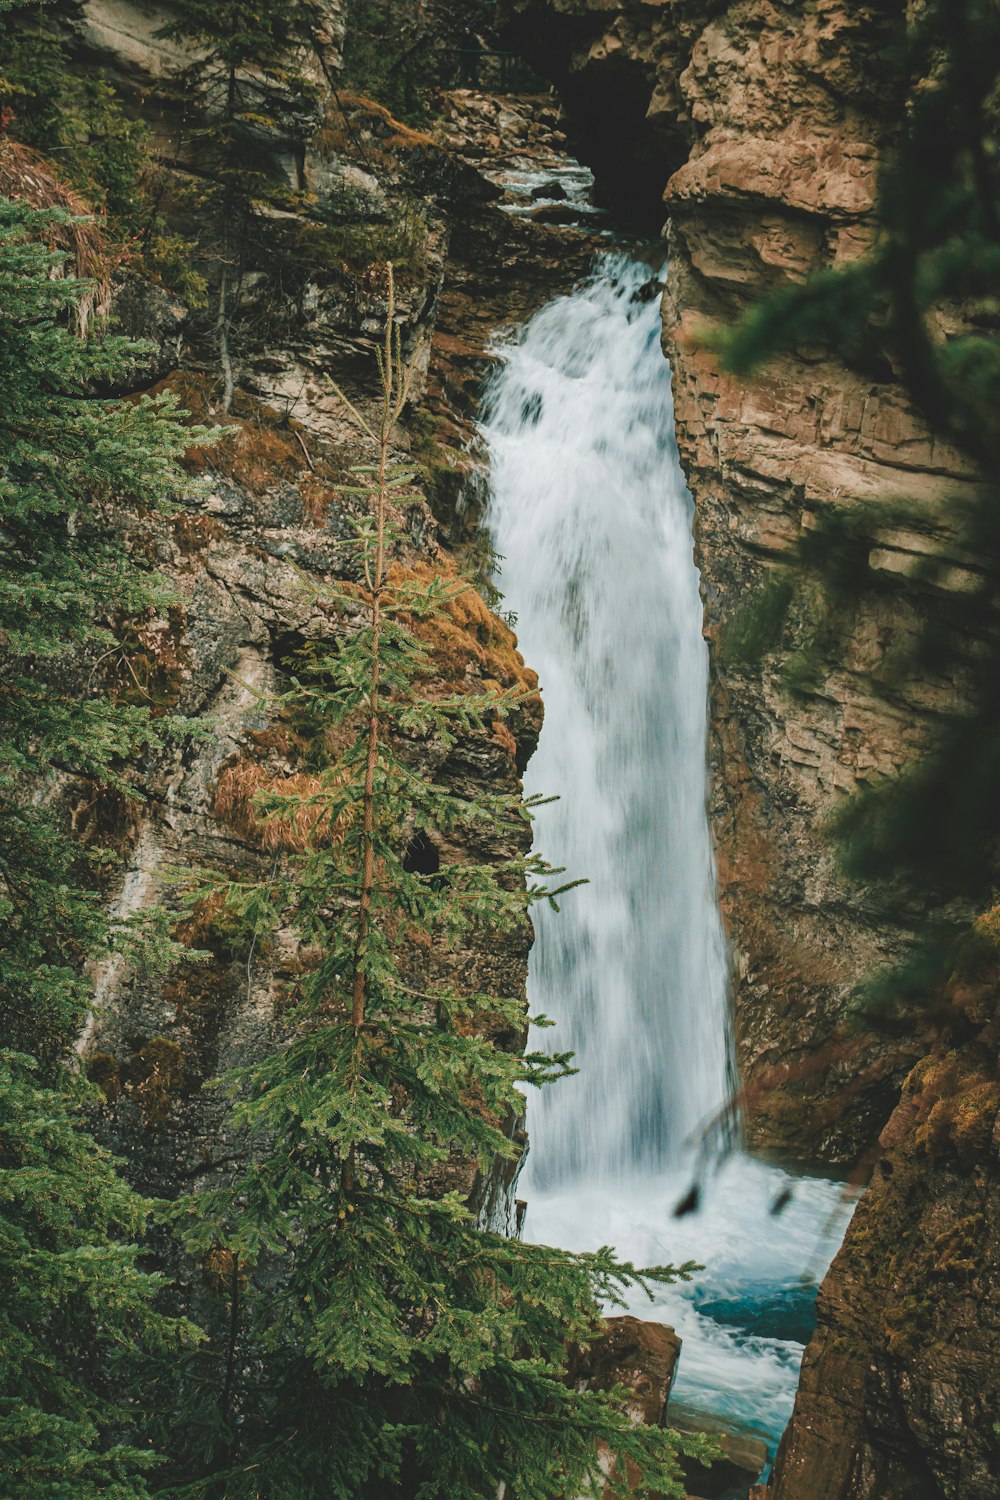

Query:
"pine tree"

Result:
[[341, 0, 499, 120], [167, 266, 713, 1498], [155, 0, 322, 411], [0, 1053, 194, 1499], [0, 0, 203, 303], [0, 194, 209, 1061], [0, 194, 209, 1492]]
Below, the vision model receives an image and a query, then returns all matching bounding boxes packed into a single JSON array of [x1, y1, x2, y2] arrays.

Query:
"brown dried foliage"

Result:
[[386, 557, 538, 696], [0, 138, 113, 333], [213, 756, 351, 853]]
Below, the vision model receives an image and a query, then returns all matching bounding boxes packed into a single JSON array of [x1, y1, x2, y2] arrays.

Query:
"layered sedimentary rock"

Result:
[[499, 2, 998, 1495]]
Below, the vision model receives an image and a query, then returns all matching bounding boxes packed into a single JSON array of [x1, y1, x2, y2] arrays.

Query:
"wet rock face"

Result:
[[495, 4, 998, 1496], [655, 0, 973, 1166]]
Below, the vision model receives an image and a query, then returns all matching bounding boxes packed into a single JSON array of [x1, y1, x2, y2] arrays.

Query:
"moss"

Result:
[[313, 92, 437, 158], [85, 1051, 121, 1103], [884, 1293, 936, 1356], [120, 1036, 186, 1125], [248, 723, 310, 758], [202, 1245, 246, 1297], [930, 1213, 985, 1281], [407, 407, 452, 465], [173, 891, 253, 963], [912, 1052, 1000, 1165], [69, 781, 143, 860]]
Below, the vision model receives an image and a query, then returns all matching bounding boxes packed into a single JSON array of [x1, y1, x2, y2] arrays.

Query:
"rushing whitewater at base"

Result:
[[481, 256, 856, 1452]]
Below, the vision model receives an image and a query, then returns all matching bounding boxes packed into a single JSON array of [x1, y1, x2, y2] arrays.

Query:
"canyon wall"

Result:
[[29, 0, 595, 1243], [499, 2, 998, 1497]]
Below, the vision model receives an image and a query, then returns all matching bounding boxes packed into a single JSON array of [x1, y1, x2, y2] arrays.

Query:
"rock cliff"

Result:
[[9, 0, 996, 1491], [770, 1009, 999, 1499], [499, 1, 997, 1496], [12, 1, 593, 1230]]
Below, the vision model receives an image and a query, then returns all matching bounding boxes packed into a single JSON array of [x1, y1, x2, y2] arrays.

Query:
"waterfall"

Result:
[[481, 255, 855, 1453], [482, 256, 732, 1182]]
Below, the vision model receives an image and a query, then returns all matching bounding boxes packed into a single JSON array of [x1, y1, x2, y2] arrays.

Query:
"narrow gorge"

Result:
[[482, 254, 855, 1467], [496, 4, 999, 1496], [0, 1, 996, 1498]]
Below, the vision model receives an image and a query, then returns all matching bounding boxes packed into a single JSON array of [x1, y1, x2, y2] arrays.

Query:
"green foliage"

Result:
[[0, 2, 204, 300], [158, 0, 317, 74], [0, 196, 212, 1493], [341, 0, 498, 121], [0, 195, 214, 1059], [0, 1052, 199, 1499], [152, 0, 321, 215], [162, 269, 713, 1498], [291, 202, 430, 284], [153, 0, 322, 407], [713, 0, 1000, 1014]]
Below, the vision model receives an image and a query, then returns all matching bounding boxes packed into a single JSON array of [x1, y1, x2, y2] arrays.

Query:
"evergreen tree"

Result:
[[0, 1053, 192, 1499], [167, 266, 712, 1498], [0, 195, 208, 1492], [715, 0, 1000, 1015], [0, 0, 203, 303], [341, 0, 499, 120], [155, 0, 321, 410], [0, 195, 208, 1060]]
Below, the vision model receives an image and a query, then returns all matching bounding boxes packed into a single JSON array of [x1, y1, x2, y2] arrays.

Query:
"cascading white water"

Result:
[[484, 256, 732, 1182], [481, 255, 856, 1454]]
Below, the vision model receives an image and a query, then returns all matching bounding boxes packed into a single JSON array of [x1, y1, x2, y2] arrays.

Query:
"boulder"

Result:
[[670, 1410, 768, 1500], [568, 1315, 681, 1427]]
